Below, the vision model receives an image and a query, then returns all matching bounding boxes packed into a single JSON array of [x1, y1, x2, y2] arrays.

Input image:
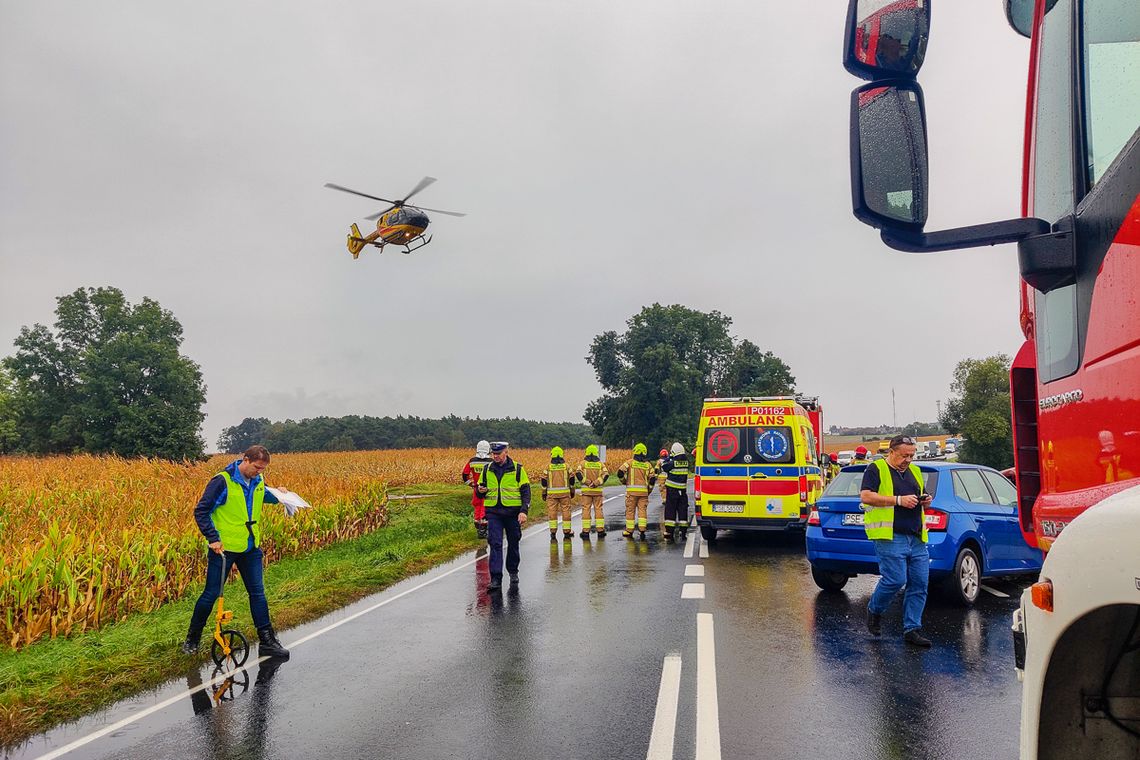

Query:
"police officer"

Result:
[[861, 435, 933, 648], [183, 445, 291, 658], [660, 442, 691, 542], [618, 443, 655, 539], [462, 440, 492, 539], [477, 442, 530, 592], [575, 445, 609, 539], [541, 446, 574, 542]]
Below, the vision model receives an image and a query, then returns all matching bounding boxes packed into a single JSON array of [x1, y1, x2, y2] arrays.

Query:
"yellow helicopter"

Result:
[[324, 176, 465, 258]]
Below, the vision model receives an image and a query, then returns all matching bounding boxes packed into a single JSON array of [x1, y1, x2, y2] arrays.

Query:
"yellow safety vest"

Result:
[[212, 471, 264, 551], [480, 461, 528, 508], [862, 458, 927, 542]]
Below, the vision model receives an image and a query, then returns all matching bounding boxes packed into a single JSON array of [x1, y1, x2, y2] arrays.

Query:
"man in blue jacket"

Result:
[[181, 445, 290, 658]]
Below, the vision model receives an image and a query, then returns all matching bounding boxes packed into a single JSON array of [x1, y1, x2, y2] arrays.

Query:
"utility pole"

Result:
[[892, 387, 897, 429]]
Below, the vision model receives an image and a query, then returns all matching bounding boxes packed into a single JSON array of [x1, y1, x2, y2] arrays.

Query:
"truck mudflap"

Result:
[[1012, 606, 1026, 676]]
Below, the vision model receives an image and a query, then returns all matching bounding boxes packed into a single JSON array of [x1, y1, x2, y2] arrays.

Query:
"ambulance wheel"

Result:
[[211, 630, 249, 669], [700, 525, 718, 542], [811, 566, 849, 592]]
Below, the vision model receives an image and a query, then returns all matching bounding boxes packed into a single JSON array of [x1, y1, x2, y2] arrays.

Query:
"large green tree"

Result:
[[938, 354, 1012, 469], [3, 287, 207, 460], [0, 367, 18, 453], [585, 304, 796, 447]]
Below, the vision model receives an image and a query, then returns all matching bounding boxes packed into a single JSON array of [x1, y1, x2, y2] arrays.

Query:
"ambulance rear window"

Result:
[[702, 426, 796, 465]]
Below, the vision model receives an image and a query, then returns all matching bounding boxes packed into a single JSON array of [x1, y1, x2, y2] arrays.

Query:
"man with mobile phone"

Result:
[[859, 435, 934, 648]]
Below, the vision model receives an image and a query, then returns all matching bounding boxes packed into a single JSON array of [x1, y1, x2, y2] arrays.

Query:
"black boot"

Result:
[[476, 520, 488, 539], [181, 625, 204, 655], [257, 625, 290, 659]]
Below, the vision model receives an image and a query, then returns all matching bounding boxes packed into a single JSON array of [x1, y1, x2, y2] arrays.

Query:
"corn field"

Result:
[[0, 447, 627, 650]]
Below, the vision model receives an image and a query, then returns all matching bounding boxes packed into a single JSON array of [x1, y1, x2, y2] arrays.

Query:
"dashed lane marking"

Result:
[[696, 613, 722, 760], [699, 539, 709, 559], [646, 654, 682, 760], [683, 530, 697, 558], [681, 583, 705, 599], [685, 565, 705, 577], [981, 584, 1010, 598]]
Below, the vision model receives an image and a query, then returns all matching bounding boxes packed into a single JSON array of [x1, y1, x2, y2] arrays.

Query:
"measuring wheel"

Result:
[[211, 629, 249, 669]]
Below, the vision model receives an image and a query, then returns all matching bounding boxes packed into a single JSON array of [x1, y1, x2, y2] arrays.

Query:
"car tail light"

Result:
[[923, 509, 949, 531], [807, 509, 820, 526], [694, 474, 701, 500], [1031, 580, 1053, 612], [798, 475, 809, 502]]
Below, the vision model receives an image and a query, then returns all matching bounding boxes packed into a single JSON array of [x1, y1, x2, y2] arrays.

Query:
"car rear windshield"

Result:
[[703, 426, 796, 465], [823, 469, 939, 497]]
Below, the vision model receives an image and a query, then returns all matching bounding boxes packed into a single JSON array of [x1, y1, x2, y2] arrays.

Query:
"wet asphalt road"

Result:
[[9, 486, 1032, 760]]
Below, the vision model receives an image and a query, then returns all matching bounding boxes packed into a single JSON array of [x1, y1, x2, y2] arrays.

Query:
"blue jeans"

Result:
[[868, 534, 929, 633], [486, 511, 523, 579], [189, 548, 271, 632]]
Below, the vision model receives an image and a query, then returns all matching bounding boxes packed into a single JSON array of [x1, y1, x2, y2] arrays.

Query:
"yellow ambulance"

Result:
[[693, 396, 824, 541]]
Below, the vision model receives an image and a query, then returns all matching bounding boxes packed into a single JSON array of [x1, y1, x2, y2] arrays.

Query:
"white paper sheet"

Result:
[[267, 487, 312, 516]]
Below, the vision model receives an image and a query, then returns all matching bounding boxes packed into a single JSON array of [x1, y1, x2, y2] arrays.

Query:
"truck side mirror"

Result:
[[843, 0, 930, 81], [850, 81, 929, 230]]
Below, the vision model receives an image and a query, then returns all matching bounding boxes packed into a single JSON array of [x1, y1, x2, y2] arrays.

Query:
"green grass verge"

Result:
[[0, 488, 481, 749]]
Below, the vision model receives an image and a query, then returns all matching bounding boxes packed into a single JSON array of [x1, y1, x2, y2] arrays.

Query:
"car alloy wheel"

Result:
[[948, 547, 981, 606]]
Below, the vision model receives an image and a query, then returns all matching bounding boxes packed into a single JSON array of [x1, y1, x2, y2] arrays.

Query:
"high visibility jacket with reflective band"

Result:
[[663, 457, 690, 489], [480, 461, 528, 508], [466, 457, 491, 484], [623, 460, 652, 494], [545, 462, 571, 496], [861, 458, 927, 542], [212, 471, 265, 551], [577, 460, 608, 495]]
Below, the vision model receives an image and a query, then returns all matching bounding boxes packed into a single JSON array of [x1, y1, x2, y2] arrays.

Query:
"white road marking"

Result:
[[699, 539, 709, 559], [681, 583, 705, 599], [40, 492, 624, 759], [696, 613, 722, 760], [683, 531, 697, 558], [981, 584, 1009, 598], [646, 654, 683, 760], [685, 565, 705, 577]]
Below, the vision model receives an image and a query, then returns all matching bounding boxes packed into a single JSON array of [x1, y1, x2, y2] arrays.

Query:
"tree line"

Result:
[[217, 415, 598, 454], [0, 288, 1017, 471]]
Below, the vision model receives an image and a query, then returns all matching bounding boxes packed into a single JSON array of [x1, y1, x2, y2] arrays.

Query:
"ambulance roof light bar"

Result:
[[703, 396, 798, 403]]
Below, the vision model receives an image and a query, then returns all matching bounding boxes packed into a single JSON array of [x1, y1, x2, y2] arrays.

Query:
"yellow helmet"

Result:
[[550, 446, 564, 459], [633, 442, 647, 455], [585, 444, 599, 457]]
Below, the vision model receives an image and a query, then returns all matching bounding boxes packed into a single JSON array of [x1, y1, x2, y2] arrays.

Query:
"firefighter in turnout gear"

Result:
[[657, 449, 670, 502], [660, 442, 691, 542], [541, 446, 574, 541], [462, 440, 492, 539], [618, 443, 656, 539], [575, 444, 609, 539]]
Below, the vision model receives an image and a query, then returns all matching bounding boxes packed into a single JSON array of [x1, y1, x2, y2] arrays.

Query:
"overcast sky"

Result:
[[1, 1, 1031, 450]]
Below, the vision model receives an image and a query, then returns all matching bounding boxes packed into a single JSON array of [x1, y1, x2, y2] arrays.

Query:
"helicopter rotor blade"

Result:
[[409, 205, 467, 218], [324, 183, 400, 206], [364, 206, 396, 221], [400, 176, 437, 204]]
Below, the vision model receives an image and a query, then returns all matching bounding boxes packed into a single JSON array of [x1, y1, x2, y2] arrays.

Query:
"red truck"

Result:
[[841, 0, 1139, 756]]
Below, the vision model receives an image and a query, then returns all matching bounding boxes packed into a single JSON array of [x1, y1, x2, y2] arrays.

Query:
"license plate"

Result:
[[842, 513, 865, 526], [711, 503, 745, 513]]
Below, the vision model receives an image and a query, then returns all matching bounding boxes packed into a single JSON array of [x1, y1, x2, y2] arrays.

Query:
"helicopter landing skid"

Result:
[[400, 234, 432, 254]]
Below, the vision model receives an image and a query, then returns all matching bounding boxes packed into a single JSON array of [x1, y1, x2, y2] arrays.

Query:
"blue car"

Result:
[[805, 462, 1042, 605]]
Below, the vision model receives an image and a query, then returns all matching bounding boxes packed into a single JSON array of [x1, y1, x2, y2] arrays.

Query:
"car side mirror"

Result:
[[843, 0, 930, 81]]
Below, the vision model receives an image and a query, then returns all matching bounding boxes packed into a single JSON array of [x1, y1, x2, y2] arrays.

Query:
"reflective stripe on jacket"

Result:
[[577, 460, 608, 495], [861, 458, 927, 542], [212, 471, 264, 551], [663, 456, 690, 489], [545, 462, 571, 496], [481, 461, 529, 508], [623, 460, 652, 494]]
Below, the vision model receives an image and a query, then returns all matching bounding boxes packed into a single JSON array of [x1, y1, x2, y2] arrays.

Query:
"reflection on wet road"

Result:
[[8, 487, 1030, 760]]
